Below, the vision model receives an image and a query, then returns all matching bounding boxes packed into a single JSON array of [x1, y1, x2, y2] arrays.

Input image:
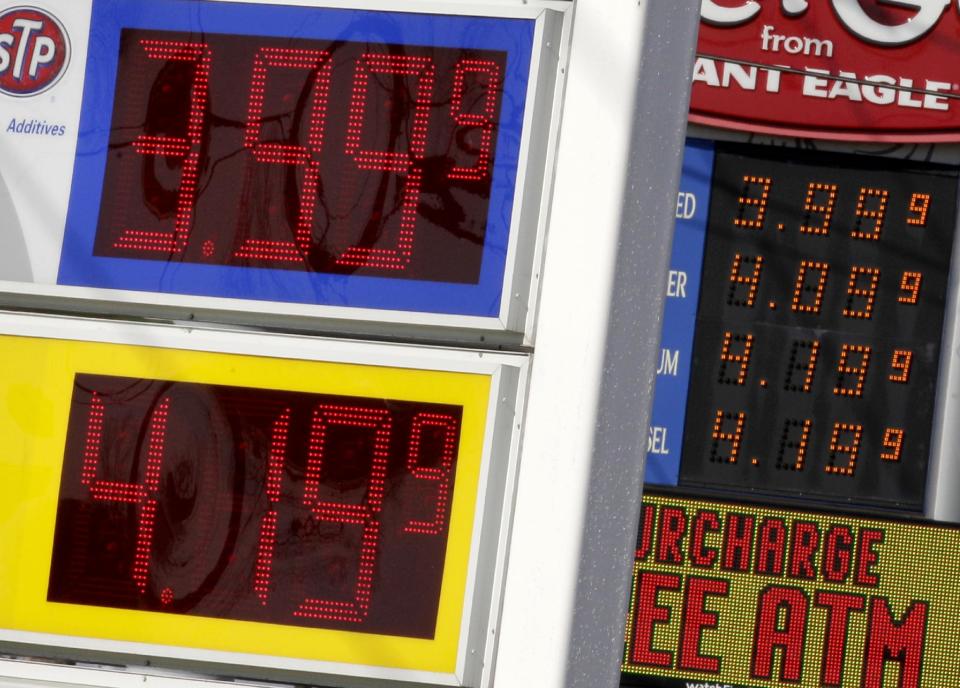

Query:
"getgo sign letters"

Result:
[[702, 0, 952, 45], [692, 0, 960, 141]]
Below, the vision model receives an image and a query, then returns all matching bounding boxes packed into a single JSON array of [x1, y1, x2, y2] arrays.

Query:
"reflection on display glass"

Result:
[[94, 28, 507, 283], [679, 145, 958, 511], [49, 374, 463, 638]]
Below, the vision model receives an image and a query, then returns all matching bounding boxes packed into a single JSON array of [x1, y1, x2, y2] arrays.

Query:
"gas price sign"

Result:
[[51, 375, 464, 637], [0, 326, 503, 679], [622, 492, 960, 688], [0, 0, 559, 327], [646, 141, 959, 512]]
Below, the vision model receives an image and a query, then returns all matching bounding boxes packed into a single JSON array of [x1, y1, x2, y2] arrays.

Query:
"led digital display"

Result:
[[90, 30, 504, 283], [0, 333, 492, 674], [678, 144, 959, 511], [622, 492, 960, 688], [50, 374, 463, 638], [58, 0, 535, 317]]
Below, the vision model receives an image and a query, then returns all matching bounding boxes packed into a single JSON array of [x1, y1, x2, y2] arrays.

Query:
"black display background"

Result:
[[93, 29, 507, 283], [49, 374, 463, 638], [678, 144, 959, 511]]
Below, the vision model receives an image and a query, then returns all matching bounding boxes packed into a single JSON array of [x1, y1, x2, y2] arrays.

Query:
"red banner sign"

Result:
[[691, 1, 960, 141]]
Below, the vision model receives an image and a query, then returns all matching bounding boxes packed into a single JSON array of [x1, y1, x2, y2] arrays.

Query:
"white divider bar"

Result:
[[490, 1, 700, 686]]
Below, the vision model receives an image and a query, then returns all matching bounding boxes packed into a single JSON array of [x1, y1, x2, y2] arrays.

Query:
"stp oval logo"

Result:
[[0, 6, 69, 97]]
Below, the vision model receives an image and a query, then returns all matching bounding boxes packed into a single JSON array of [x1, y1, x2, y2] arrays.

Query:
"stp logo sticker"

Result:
[[0, 6, 69, 97]]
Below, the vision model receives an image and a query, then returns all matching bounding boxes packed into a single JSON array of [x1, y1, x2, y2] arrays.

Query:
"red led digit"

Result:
[[776, 418, 812, 471], [403, 413, 459, 535], [336, 54, 436, 270], [448, 60, 501, 181], [718, 332, 753, 385], [783, 340, 820, 393], [727, 253, 763, 307], [800, 182, 837, 235], [907, 192, 931, 226], [733, 175, 771, 229], [710, 410, 746, 464], [791, 260, 829, 314], [834, 344, 871, 397], [826, 422, 863, 476], [899, 271, 922, 304], [253, 408, 291, 605], [881, 428, 904, 462], [232, 48, 332, 262], [55, 375, 467, 636], [842, 266, 880, 319], [112, 40, 212, 254], [81, 393, 171, 593], [889, 349, 913, 383], [851, 187, 889, 240], [294, 404, 391, 623]]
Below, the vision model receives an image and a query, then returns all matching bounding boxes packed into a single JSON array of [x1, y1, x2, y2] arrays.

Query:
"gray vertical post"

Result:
[[566, 2, 702, 685], [492, 1, 701, 686]]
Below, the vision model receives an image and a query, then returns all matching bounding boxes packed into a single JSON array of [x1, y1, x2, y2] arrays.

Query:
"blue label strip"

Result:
[[58, 0, 534, 318], [644, 138, 714, 485]]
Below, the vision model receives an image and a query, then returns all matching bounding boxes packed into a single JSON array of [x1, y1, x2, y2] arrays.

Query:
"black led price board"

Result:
[[678, 144, 959, 511], [91, 29, 505, 283], [49, 374, 463, 638]]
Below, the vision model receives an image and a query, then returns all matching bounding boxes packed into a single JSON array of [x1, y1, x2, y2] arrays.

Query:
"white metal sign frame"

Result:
[[0, 0, 568, 345]]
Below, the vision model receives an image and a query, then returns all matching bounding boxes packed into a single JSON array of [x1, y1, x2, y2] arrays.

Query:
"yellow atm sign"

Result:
[[623, 492, 960, 688]]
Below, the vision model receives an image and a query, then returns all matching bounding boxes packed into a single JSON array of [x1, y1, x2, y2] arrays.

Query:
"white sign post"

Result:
[[493, 1, 700, 686]]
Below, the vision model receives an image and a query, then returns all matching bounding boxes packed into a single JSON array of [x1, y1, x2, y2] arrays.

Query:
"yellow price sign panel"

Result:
[[623, 492, 960, 688], [0, 334, 491, 675]]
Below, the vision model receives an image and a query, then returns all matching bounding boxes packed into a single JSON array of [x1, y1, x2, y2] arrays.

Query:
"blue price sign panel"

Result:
[[644, 139, 713, 485], [57, 0, 535, 318]]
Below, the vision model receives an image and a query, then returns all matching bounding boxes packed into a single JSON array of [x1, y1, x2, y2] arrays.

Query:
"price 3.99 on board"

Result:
[[679, 146, 959, 511]]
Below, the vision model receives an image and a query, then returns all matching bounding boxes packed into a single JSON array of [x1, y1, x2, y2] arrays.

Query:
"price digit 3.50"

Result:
[[233, 49, 332, 262]]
